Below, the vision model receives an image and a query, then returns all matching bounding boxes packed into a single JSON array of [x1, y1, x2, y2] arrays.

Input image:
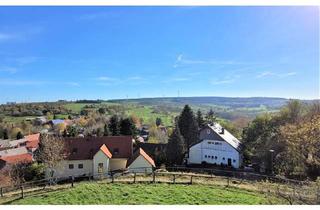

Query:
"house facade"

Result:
[[49, 136, 155, 179], [187, 123, 242, 168]]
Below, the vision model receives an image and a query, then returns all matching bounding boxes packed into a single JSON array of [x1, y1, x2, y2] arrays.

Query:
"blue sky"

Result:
[[0, 6, 319, 103]]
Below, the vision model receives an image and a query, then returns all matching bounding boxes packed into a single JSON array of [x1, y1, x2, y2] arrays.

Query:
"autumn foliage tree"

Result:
[[36, 134, 65, 177], [277, 115, 320, 179]]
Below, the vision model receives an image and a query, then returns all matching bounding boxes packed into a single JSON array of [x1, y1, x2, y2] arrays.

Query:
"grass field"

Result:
[[4, 182, 285, 205], [63, 103, 88, 113], [125, 105, 177, 126]]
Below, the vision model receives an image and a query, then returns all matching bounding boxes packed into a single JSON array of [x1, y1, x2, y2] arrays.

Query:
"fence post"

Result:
[[0, 187, 3, 197], [111, 173, 114, 183], [152, 172, 156, 183], [71, 176, 74, 188], [133, 173, 136, 184], [20, 185, 24, 199], [173, 174, 176, 184], [317, 183, 320, 204], [190, 176, 193, 185]]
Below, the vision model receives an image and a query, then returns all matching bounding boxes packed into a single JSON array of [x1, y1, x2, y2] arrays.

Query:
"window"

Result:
[[113, 148, 119, 155], [215, 156, 217, 159], [208, 155, 211, 158], [222, 157, 225, 160], [233, 159, 236, 163], [206, 129, 211, 134], [78, 164, 83, 169], [208, 142, 211, 144], [211, 156, 214, 159], [72, 148, 78, 154], [69, 164, 74, 169], [98, 163, 103, 173], [205, 155, 207, 158]]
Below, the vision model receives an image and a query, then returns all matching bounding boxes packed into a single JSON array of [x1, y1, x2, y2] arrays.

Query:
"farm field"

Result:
[[3, 182, 286, 205]]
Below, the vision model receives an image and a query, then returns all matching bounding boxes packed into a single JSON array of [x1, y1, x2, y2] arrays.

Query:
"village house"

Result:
[[187, 123, 242, 168], [0, 133, 40, 169], [49, 136, 155, 179]]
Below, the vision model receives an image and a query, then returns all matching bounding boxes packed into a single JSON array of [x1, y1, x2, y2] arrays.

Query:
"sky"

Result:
[[0, 6, 319, 103]]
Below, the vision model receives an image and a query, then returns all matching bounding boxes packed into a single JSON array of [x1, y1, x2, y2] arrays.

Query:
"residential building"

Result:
[[187, 123, 242, 168], [49, 136, 155, 179]]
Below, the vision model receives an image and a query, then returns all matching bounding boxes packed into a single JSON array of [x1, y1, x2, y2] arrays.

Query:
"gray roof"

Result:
[[206, 123, 242, 151], [0, 147, 29, 157], [0, 139, 27, 149]]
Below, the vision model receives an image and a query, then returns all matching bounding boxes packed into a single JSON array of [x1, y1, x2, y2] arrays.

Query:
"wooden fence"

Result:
[[0, 166, 319, 205]]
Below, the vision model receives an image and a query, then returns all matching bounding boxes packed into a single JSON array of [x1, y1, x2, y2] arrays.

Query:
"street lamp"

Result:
[[269, 149, 275, 175]]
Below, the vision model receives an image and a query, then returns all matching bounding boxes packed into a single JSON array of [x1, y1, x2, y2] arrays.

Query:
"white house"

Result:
[[127, 148, 155, 173], [187, 123, 242, 168], [49, 136, 156, 179]]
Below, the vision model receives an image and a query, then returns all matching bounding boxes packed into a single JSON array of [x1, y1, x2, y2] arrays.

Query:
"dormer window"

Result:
[[72, 148, 78, 154]]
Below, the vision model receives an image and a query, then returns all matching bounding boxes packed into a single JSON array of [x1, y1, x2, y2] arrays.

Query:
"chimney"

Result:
[[220, 128, 224, 134]]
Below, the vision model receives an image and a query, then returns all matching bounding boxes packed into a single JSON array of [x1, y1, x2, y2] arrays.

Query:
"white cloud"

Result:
[[211, 79, 235, 85], [256, 71, 297, 78], [0, 78, 47, 86], [0, 67, 17, 74], [210, 74, 241, 85], [66, 82, 80, 87], [96, 76, 117, 81], [127, 76, 143, 81], [0, 33, 16, 42], [173, 54, 252, 68], [77, 12, 121, 21]]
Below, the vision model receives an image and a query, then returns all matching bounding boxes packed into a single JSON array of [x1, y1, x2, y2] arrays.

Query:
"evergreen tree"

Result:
[[66, 125, 77, 137], [196, 109, 205, 128], [166, 122, 186, 166], [62, 129, 68, 137], [120, 118, 137, 136], [205, 108, 216, 124], [16, 131, 24, 139], [156, 117, 162, 127], [177, 105, 199, 149], [3, 129, 9, 139], [103, 124, 110, 136], [108, 115, 120, 136]]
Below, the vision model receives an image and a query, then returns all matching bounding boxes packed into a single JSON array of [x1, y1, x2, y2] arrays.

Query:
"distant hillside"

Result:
[[108, 96, 317, 120], [109, 97, 294, 108]]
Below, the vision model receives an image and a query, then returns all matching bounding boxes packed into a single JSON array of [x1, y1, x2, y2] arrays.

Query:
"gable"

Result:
[[199, 127, 225, 141]]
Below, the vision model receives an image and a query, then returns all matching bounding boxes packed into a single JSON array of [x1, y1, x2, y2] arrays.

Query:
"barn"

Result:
[[187, 123, 242, 168]]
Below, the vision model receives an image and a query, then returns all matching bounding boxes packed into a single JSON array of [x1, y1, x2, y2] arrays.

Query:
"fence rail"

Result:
[[0, 166, 319, 205]]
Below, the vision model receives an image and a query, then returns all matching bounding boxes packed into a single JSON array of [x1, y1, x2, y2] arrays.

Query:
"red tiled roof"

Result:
[[0, 153, 33, 164], [64, 136, 133, 160], [127, 148, 155, 168], [25, 133, 40, 149], [25, 133, 40, 142], [99, 144, 112, 158]]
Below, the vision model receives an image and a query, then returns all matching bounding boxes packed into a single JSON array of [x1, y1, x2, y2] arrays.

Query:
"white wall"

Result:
[[49, 160, 93, 179], [93, 150, 110, 178], [188, 139, 241, 168], [128, 155, 153, 173]]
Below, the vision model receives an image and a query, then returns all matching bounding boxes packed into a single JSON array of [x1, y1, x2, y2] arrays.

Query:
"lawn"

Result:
[[125, 106, 177, 126], [63, 103, 88, 113], [6, 182, 285, 205]]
